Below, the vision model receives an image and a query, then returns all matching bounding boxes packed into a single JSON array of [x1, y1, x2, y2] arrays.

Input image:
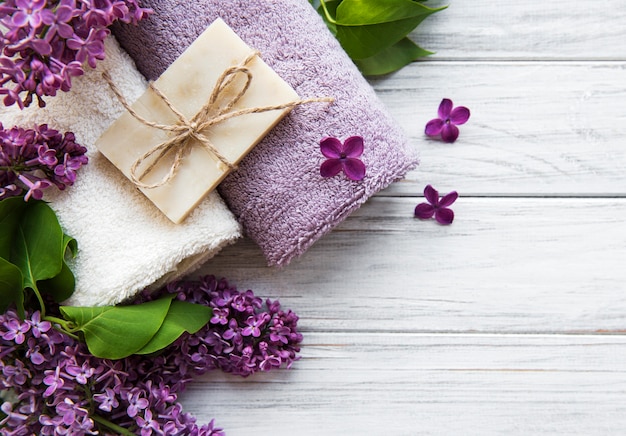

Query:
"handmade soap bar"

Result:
[[96, 18, 299, 223]]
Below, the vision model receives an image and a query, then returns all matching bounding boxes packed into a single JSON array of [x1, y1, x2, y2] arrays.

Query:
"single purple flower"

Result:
[[2, 360, 30, 385], [26, 144, 58, 167], [269, 325, 292, 345], [27, 310, 51, 338], [425, 98, 471, 143], [53, 152, 83, 184], [17, 174, 51, 201], [25, 338, 45, 365], [66, 361, 95, 384], [126, 388, 149, 418], [94, 387, 120, 412], [320, 136, 366, 181], [210, 308, 230, 325], [414, 184, 458, 225], [242, 314, 268, 338], [2, 318, 30, 344], [66, 27, 109, 68], [42, 366, 64, 397], [136, 409, 161, 436], [11, 0, 46, 28]]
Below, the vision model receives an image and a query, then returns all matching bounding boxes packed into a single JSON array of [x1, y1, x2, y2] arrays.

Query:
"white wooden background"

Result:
[[184, 2, 626, 434]]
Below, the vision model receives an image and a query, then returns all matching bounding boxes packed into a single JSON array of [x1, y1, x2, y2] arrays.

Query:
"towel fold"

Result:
[[113, 0, 418, 266], [0, 36, 241, 306]]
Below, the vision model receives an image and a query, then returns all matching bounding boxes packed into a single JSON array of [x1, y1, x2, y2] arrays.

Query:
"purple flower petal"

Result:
[[425, 118, 444, 136], [11, 12, 29, 27], [320, 159, 342, 178], [342, 158, 366, 181], [438, 98, 453, 119], [441, 123, 460, 143], [439, 191, 459, 207], [320, 137, 343, 158], [435, 208, 455, 225], [30, 39, 52, 56], [450, 106, 470, 125], [342, 135, 364, 158], [423, 184, 439, 205], [414, 203, 435, 219]]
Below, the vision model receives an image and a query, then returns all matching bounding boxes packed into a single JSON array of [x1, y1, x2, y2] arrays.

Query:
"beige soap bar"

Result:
[[96, 18, 299, 223]]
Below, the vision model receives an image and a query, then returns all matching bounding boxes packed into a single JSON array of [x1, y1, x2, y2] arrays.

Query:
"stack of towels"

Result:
[[1, 0, 418, 306]]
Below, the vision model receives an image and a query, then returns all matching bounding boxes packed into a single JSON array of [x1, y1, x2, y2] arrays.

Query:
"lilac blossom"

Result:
[[320, 135, 366, 181], [0, 0, 151, 108], [0, 276, 302, 434], [414, 184, 459, 225], [0, 122, 87, 201], [425, 98, 471, 143]]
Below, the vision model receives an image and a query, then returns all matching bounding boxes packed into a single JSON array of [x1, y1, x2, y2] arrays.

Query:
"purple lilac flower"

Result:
[[0, 0, 151, 108], [0, 276, 302, 435], [320, 135, 366, 181], [1, 318, 30, 344], [414, 184, 459, 225], [0, 122, 87, 201], [93, 387, 119, 412], [425, 98, 471, 143]]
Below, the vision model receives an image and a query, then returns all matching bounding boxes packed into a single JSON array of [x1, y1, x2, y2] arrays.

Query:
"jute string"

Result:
[[103, 51, 334, 189]]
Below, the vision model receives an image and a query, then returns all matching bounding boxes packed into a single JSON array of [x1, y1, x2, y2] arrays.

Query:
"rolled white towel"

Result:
[[0, 36, 241, 306]]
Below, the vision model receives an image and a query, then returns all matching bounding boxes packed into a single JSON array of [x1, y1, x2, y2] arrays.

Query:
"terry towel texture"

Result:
[[0, 36, 241, 306], [113, 0, 418, 266]]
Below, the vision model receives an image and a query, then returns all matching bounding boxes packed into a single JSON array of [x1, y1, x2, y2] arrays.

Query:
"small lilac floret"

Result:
[[18, 174, 51, 200], [414, 184, 458, 225], [2, 318, 30, 344], [320, 135, 366, 181], [94, 387, 120, 412], [425, 98, 471, 143], [42, 366, 64, 397]]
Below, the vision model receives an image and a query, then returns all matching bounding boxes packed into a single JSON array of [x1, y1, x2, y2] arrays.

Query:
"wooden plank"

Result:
[[180, 333, 626, 435], [368, 62, 626, 196], [198, 197, 626, 333], [411, 0, 626, 60]]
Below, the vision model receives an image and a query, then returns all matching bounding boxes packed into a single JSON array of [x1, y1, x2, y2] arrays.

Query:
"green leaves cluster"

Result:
[[0, 197, 213, 360], [311, 0, 446, 76], [61, 295, 212, 359], [0, 198, 76, 318]]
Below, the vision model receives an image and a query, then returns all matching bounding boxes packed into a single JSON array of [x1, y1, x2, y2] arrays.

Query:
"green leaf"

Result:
[[10, 201, 64, 291], [335, 9, 442, 60], [313, 0, 443, 72], [60, 296, 174, 359], [39, 261, 75, 303], [39, 233, 77, 303], [63, 233, 78, 258], [136, 300, 212, 355], [355, 37, 432, 76], [0, 257, 24, 315], [316, 0, 341, 35], [0, 197, 27, 260], [335, 0, 440, 25]]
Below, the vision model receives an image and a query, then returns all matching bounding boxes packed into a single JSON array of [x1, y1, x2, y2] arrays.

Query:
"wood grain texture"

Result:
[[182, 1, 626, 434], [370, 62, 626, 196], [197, 197, 626, 334], [411, 0, 626, 60], [180, 333, 626, 436]]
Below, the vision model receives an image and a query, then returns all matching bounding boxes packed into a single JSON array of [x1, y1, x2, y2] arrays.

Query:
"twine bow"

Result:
[[103, 51, 334, 189]]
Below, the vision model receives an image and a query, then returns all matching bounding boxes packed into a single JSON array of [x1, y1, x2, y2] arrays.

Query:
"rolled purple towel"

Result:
[[112, 0, 418, 266]]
